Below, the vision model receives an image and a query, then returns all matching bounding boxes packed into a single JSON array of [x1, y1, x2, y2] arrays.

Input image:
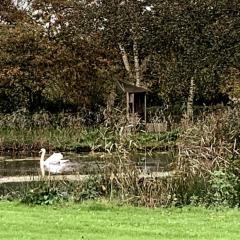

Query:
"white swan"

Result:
[[39, 148, 70, 177]]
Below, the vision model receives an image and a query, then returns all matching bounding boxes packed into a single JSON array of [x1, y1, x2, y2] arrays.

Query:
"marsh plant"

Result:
[[173, 107, 240, 206], [207, 170, 239, 207], [3, 107, 240, 207], [0, 109, 179, 153], [0, 109, 86, 129], [73, 176, 105, 202]]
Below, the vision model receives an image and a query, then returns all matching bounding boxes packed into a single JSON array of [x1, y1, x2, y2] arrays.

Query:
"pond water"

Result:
[[0, 151, 174, 177]]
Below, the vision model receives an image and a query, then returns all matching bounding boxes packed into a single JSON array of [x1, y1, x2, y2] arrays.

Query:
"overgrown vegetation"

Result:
[[0, 107, 238, 208], [0, 109, 177, 152], [1, 1, 240, 209]]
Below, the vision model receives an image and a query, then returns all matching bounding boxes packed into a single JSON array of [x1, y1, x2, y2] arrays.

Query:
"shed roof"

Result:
[[116, 80, 148, 93]]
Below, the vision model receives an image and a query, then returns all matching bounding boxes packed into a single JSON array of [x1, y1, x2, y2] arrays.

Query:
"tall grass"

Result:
[[0, 127, 90, 152], [173, 107, 240, 206], [0, 109, 177, 153], [2, 107, 240, 207], [85, 107, 240, 207]]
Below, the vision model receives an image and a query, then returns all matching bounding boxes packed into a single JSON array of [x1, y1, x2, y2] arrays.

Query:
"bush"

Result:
[[21, 181, 69, 205], [74, 176, 105, 202], [207, 170, 239, 207]]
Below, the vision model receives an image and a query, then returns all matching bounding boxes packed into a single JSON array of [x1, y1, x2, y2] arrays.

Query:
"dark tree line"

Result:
[[0, 0, 240, 120]]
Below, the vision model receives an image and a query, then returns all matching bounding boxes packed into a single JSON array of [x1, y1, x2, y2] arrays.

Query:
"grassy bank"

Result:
[[0, 201, 240, 240], [0, 110, 178, 153], [0, 126, 178, 153]]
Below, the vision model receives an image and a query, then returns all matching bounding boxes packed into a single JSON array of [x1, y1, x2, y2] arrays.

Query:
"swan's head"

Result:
[[39, 148, 46, 154]]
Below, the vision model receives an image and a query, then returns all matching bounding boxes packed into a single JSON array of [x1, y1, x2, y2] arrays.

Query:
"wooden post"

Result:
[[126, 92, 129, 120], [132, 93, 135, 114], [144, 93, 147, 124]]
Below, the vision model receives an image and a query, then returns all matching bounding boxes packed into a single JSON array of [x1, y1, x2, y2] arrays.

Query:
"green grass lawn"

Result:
[[0, 201, 240, 240]]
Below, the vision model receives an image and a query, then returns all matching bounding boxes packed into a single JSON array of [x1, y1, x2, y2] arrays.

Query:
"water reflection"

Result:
[[0, 152, 174, 177]]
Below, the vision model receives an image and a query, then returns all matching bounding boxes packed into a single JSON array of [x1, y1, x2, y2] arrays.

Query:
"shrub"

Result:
[[207, 170, 239, 207], [74, 176, 105, 202], [21, 181, 69, 205]]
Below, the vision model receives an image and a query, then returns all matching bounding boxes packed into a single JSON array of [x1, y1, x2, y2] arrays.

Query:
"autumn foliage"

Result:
[[0, 0, 239, 120]]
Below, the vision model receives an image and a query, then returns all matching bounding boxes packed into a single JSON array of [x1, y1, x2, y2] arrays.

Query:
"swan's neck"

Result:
[[40, 151, 45, 177]]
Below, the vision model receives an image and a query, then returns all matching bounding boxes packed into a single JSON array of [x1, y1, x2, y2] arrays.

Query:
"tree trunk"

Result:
[[133, 39, 140, 86], [118, 43, 133, 79], [119, 42, 149, 87], [186, 76, 195, 120]]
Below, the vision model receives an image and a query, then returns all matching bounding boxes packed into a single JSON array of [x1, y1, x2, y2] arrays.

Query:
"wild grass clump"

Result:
[[73, 176, 105, 202], [0, 109, 179, 153], [207, 170, 240, 207], [21, 184, 64, 205], [15, 166, 177, 207], [173, 107, 240, 207], [18, 177, 107, 205], [0, 108, 85, 129]]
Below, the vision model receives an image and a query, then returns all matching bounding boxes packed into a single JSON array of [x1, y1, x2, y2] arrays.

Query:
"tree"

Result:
[[1, 0, 240, 120], [1, 0, 116, 114], [147, 0, 240, 118]]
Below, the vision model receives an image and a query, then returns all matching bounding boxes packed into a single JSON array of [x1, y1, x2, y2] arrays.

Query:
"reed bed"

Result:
[[2, 107, 240, 207], [0, 109, 177, 153]]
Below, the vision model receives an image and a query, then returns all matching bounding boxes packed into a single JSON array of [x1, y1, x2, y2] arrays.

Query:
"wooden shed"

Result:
[[116, 80, 148, 124]]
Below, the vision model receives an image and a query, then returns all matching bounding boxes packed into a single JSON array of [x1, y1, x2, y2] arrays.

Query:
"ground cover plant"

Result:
[[0, 201, 240, 240]]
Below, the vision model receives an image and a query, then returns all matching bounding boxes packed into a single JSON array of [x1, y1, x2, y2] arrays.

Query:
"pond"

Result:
[[0, 151, 174, 177]]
